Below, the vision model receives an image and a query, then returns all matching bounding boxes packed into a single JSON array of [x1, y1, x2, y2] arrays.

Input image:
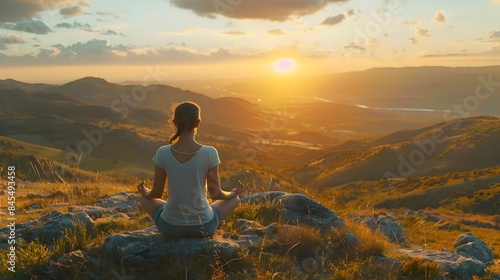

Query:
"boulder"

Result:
[[453, 233, 494, 264], [69, 205, 118, 219], [398, 248, 486, 279], [355, 215, 405, 244], [103, 226, 239, 267], [0, 211, 94, 244], [343, 233, 360, 249], [241, 191, 287, 204], [48, 250, 88, 279], [96, 192, 140, 213], [238, 219, 277, 238], [242, 192, 345, 231]]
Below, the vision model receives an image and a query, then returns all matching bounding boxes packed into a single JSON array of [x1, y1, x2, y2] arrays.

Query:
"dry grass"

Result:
[[1, 159, 498, 279]]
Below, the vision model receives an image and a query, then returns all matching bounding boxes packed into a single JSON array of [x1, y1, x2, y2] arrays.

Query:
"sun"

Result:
[[273, 58, 296, 74]]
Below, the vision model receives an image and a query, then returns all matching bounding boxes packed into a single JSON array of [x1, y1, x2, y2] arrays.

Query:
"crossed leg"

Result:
[[138, 184, 240, 221], [137, 183, 165, 218], [211, 195, 240, 220]]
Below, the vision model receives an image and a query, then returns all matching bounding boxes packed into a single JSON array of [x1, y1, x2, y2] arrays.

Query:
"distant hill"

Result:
[[44, 77, 266, 129], [292, 116, 500, 188], [0, 78, 55, 92], [218, 66, 500, 117]]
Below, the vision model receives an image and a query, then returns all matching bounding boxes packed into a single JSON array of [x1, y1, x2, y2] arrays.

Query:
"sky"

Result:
[[0, 0, 499, 84]]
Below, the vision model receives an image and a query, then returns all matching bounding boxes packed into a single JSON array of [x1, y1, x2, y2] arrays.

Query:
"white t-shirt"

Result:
[[153, 145, 221, 225]]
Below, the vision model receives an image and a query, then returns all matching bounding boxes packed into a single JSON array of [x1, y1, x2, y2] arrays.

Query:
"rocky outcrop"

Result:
[[398, 248, 485, 280], [96, 192, 140, 213], [354, 214, 405, 245], [0, 211, 94, 245], [454, 232, 495, 264], [102, 192, 346, 267], [0, 191, 495, 280], [241, 191, 345, 230], [398, 233, 495, 279], [103, 226, 239, 266]]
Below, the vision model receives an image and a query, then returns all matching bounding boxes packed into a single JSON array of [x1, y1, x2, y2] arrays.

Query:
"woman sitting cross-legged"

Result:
[[138, 101, 245, 238]]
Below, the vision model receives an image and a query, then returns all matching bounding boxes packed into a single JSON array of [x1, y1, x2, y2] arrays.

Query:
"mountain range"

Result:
[[0, 66, 498, 198]]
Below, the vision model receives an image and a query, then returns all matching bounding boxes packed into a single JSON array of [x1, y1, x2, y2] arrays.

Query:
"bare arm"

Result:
[[138, 164, 166, 199], [207, 165, 244, 200]]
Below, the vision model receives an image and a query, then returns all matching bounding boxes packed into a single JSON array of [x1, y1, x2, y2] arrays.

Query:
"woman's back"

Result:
[[153, 145, 220, 225], [138, 101, 244, 238]]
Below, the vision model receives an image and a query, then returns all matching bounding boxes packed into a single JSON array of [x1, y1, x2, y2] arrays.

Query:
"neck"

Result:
[[177, 130, 196, 143]]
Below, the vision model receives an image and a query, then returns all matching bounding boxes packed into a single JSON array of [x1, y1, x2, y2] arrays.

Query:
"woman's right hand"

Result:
[[138, 181, 150, 197]]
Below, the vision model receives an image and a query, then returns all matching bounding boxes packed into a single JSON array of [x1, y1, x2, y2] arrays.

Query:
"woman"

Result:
[[138, 101, 244, 238]]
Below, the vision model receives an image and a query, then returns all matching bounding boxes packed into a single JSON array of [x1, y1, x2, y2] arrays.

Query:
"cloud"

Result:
[[168, 0, 349, 21], [96, 9, 123, 19], [408, 37, 417, 45], [267, 28, 286, 36], [432, 11, 447, 24], [477, 31, 500, 43], [367, 39, 379, 48], [343, 43, 366, 52], [0, 34, 26, 50], [38, 47, 61, 58], [55, 22, 97, 32], [321, 13, 346, 26], [415, 26, 430, 37], [0, 39, 269, 65], [101, 30, 125, 36], [485, 31, 500, 42], [224, 30, 247, 36], [60, 6, 86, 18], [0, 0, 90, 23], [0, 19, 52, 34]]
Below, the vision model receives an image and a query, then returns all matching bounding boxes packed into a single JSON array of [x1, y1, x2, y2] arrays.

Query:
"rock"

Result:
[[96, 192, 140, 213], [402, 209, 416, 216], [426, 215, 441, 223], [453, 233, 494, 264], [343, 233, 359, 249], [355, 215, 405, 245], [398, 248, 486, 279], [238, 219, 278, 239], [69, 205, 119, 219], [235, 235, 262, 248], [280, 194, 345, 230], [95, 213, 130, 222], [241, 191, 287, 204], [374, 256, 402, 270], [33, 211, 95, 243], [243, 192, 345, 231], [49, 250, 88, 278], [0, 211, 95, 244], [48, 202, 70, 207], [103, 226, 239, 267]]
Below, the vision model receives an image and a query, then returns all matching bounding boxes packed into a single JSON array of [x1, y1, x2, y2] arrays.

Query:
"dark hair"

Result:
[[169, 102, 201, 144]]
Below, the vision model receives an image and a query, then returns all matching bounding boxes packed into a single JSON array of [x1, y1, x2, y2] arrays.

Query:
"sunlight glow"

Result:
[[273, 58, 296, 74]]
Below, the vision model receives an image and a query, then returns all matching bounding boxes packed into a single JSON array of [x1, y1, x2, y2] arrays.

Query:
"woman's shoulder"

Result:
[[201, 145, 217, 151], [156, 144, 172, 153]]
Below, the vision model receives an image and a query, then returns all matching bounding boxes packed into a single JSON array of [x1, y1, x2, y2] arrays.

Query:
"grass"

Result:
[[398, 258, 444, 280], [0, 160, 498, 279]]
